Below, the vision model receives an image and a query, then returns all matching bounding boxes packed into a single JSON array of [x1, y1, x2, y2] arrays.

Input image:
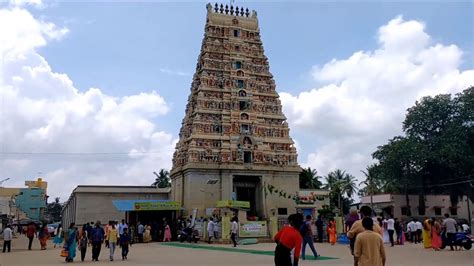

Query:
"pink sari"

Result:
[[431, 227, 441, 249]]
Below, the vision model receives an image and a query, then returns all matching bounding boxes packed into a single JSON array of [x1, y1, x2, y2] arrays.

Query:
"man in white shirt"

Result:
[[406, 220, 415, 243], [415, 220, 423, 243], [207, 219, 215, 244], [118, 219, 128, 238], [387, 216, 395, 247], [230, 217, 239, 247], [442, 213, 458, 251], [3, 225, 13, 253], [461, 223, 470, 233]]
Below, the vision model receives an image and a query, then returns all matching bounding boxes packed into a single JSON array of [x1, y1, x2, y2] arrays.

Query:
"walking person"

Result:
[[163, 222, 172, 242], [422, 218, 432, 248], [442, 213, 458, 251], [91, 221, 105, 261], [120, 228, 131, 260], [407, 219, 416, 243], [273, 213, 303, 266], [137, 222, 144, 243], [118, 219, 128, 239], [207, 219, 216, 244], [300, 215, 319, 260], [354, 217, 386, 266], [315, 215, 324, 243], [64, 223, 78, 263], [107, 224, 118, 261], [26, 222, 37, 250], [53, 225, 64, 248], [230, 217, 238, 247], [348, 206, 382, 258], [328, 218, 337, 245], [38, 224, 50, 250], [2, 225, 13, 253], [431, 219, 442, 251], [79, 224, 88, 262], [415, 219, 423, 243], [387, 215, 395, 247]]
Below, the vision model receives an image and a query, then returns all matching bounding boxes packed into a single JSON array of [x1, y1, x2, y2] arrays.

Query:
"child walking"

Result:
[[120, 228, 131, 260], [163, 223, 172, 242], [79, 229, 88, 262]]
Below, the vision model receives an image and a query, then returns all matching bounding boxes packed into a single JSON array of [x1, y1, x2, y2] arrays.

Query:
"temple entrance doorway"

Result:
[[233, 175, 262, 218]]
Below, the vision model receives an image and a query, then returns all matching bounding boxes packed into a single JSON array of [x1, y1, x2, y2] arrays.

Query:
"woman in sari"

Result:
[[144, 224, 152, 243], [328, 219, 337, 245], [422, 218, 432, 248], [38, 224, 49, 250], [65, 223, 78, 263], [431, 219, 442, 251]]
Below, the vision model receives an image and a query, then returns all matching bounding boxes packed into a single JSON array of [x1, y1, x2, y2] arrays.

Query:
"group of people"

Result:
[[274, 206, 387, 266], [59, 219, 132, 263], [1, 222, 51, 253]]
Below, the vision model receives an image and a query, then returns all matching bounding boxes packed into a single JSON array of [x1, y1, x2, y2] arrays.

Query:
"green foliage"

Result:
[[299, 167, 322, 189], [45, 197, 63, 222], [370, 87, 474, 206], [152, 169, 171, 188], [324, 169, 356, 214]]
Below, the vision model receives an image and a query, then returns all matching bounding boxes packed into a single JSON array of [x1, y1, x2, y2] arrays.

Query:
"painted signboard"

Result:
[[239, 221, 268, 237], [133, 201, 181, 211]]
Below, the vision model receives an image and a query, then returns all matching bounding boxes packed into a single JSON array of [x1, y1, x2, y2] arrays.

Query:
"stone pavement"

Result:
[[0, 236, 472, 265]]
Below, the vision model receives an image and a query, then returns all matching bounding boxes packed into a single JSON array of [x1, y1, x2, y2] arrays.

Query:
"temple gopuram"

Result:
[[171, 3, 301, 221]]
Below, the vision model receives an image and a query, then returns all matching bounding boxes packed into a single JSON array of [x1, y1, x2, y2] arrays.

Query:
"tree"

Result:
[[324, 169, 357, 214], [45, 197, 63, 222], [152, 169, 171, 188], [370, 87, 474, 216], [299, 167, 322, 189]]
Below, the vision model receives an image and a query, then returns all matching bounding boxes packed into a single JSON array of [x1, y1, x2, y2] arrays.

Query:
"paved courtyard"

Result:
[[1, 236, 472, 265]]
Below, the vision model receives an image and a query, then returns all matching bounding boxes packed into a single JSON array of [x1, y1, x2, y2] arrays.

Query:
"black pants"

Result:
[[231, 233, 237, 247], [138, 233, 143, 243], [80, 247, 87, 261], [92, 241, 102, 260], [28, 236, 34, 250], [416, 230, 422, 243], [274, 243, 292, 266], [446, 233, 455, 250], [388, 230, 395, 246], [3, 240, 11, 252], [410, 232, 417, 243], [317, 230, 323, 243], [121, 244, 129, 258]]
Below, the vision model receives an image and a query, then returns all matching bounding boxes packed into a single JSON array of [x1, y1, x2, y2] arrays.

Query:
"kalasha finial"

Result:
[[225, 4, 229, 14], [240, 7, 244, 16], [214, 3, 218, 12], [245, 8, 249, 17], [230, 5, 234, 15], [235, 6, 239, 16], [219, 3, 224, 13]]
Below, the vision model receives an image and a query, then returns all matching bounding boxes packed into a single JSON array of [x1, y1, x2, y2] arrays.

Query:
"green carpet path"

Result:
[[161, 242, 338, 261]]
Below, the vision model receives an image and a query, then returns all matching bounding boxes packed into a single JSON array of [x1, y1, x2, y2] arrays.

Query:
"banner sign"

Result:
[[216, 200, 250, 209], [239, 221, 268, 237], [133, 201, 181, 211]]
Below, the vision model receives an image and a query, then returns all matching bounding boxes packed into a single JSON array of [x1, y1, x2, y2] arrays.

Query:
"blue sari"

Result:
[[66, 229, 77, 260]]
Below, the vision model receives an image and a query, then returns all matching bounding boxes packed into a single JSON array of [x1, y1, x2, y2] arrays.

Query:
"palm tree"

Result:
[[360, 164, 380, 212], [152, 169, 171, 188], [324, 169, 358, 214], [299, 167, 322, 189]]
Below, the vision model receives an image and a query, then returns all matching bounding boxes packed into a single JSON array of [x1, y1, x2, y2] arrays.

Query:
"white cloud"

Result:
[[281, 16, 474, 186], [0, 5, 174, 199]]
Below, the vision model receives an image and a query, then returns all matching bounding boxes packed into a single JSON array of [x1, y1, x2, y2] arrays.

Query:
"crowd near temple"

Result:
[[0, 2, 473, 266]]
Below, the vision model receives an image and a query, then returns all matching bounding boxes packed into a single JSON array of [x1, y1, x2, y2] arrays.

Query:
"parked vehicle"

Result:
[[440, 228, 472, 250], [178, 227, 200, 243]]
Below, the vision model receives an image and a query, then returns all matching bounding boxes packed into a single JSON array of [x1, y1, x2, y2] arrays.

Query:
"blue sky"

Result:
[[1, 0, 473, 197], [37, 0, 472, 158]]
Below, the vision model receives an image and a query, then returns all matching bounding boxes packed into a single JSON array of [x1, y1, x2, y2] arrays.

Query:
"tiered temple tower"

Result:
[[171, 3, 301, 218]]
